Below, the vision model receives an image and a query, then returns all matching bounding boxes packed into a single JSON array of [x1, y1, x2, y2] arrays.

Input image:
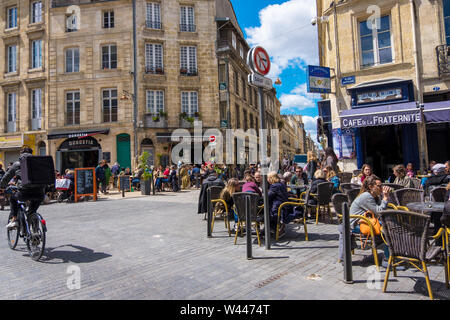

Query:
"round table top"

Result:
[[288, 184, 307, 189], [406, 202, 445, 214]]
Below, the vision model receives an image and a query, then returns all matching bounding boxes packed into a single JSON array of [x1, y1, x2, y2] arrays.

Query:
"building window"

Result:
[[240, 45, 244, 59], [66, 13, 78, 32], [7, 92, 17, 132], [146, 90, 164, 114], [66, 48, 80, 73], [103, 11, 114, 28], [234, 70, 239, 95], [66, 91, 80, 125], [235, 104, 240, 128], [249, 113, 254, 129], [7, 7, 18, 29], [180, 6, 195, 32], [7, 45, 17, 73], [232, 32, 236, 49], [31, 39, 43, 69], [31, 88, 42, 130], [31, 1, 42, 24], [180, 46, 197, 75], [146, 2, 161, 29], [103, 89, 118, 123], [242, 78, 246, 100], [243, 109, 248, 131], [181, 91, 198, 115], [145, 43, 163, 74], [102, 45, 117, 69], [444, 1, 450, 45], [360, 15, 392, 67]]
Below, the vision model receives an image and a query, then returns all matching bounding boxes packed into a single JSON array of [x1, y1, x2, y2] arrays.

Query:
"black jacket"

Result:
[[0, 153, 45, 194], [441, 189, 450, 227], [197, 174, 225, 214]]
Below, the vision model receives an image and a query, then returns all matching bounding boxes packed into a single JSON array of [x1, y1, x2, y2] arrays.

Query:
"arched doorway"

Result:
[[141, 138, 154, 166], [58, 136, 101, 172], [116, 133, 131, 170]]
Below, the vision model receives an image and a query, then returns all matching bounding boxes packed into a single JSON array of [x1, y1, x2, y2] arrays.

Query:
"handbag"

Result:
[[359, 211, 381, 236]]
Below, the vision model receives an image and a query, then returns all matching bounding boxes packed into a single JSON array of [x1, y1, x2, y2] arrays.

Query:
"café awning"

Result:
[[339, 102, 421, 129], [423, 101, 450, 123], [47, 128, 110, 140]]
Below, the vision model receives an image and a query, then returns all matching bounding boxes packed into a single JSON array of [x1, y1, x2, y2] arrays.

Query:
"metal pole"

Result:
[[132, 0, 138, 162], [342, 202, 354, 284], [258, 86, 271, 250], [207, 188, 212, 238], [245, 195, 253, 260]]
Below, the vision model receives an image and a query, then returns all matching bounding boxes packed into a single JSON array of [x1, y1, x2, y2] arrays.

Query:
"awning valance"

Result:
[[47, 128, 110, 140], [339, 102, 421, 129], [424, 101, 450, 123]]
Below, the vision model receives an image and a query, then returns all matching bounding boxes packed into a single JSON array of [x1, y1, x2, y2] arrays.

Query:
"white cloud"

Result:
[[279, 83, 316, 112], [245, 0, 318, 79]]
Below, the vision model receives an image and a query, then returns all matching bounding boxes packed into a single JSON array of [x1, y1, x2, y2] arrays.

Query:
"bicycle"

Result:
[[5, 186, 47, 261]]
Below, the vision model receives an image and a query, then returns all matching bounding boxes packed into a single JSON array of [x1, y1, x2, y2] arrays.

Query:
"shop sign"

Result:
[[0, 135, 23, 149], [307, 65, 331, 93], [357, 88, 402, 104], [341, 76, 355, 86], [341, 112, 421, 129], [59, 137, 100, 150]]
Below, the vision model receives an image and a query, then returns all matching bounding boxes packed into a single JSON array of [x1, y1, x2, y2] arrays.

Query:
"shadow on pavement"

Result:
[[40, 244, 112, 264]]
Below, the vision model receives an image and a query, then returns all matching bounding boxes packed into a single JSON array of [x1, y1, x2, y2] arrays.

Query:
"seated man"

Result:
[[424, 163, 450, 194]]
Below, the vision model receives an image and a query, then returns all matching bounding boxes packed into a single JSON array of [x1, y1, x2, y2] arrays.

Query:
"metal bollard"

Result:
[[342, 202, 354, 284], [245, 195, 252, 260], [207, 188, 212, 238]]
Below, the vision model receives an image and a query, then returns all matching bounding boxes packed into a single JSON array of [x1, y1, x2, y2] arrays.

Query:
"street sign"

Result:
[[341, 76, 355, 86], [220, 120, 228, 128], [248, 46, 271, 76], [209, 135, 216, 143], [248, 73, 273, 90], [219, 82, 227, 90], [307, 65, 331, 93]]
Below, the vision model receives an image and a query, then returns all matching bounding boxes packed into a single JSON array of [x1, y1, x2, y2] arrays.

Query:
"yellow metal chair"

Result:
[[232, 193, 262, 246], [275, 202, 309, 241], [210, 198, 231, 237], [381, 210, 448, 300]]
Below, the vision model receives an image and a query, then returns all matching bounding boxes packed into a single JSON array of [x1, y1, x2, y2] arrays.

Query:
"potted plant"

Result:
[[159, 110, 168, 119], [138, 151, 153, 195], [194, 112, 202, 120], [155, 67, 164, 74], [180, 68, 187, 75], [152, 115, 160, 122]]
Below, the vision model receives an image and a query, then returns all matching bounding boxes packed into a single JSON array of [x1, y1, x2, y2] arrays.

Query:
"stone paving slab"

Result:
[[0, 189, 448, 300]]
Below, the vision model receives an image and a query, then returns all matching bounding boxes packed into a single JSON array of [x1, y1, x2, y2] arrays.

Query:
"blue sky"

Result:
[[229, 0, 320, 139]]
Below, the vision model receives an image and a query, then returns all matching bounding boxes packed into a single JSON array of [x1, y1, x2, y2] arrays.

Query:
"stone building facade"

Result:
[[316, 0, 450, 177]]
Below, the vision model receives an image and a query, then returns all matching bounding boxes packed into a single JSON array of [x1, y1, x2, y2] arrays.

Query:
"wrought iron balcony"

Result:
[[180, 69, 198, 76], [145, 67, 164, 75], [180, 24, 196, 32], [436, 44, 450, 76], [144, 114, 167, 128], [146, 20, 162, 30]]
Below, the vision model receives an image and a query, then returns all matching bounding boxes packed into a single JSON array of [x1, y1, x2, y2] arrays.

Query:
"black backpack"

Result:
[[20, 155, 55, 188]]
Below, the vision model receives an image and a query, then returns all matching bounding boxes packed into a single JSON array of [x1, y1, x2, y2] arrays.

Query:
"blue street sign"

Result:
[[341, 76, 356, 86], [307, 65, 331, 93], [433, 87, 440, 91]]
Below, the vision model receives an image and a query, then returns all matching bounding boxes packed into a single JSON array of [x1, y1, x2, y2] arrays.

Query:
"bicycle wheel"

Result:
[[6, 221, 19, 250], [26, 214, 46, 261]]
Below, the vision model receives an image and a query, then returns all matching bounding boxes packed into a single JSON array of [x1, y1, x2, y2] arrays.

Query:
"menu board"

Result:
[[75, 168, 97, 202], [120, 176, 132, 192]]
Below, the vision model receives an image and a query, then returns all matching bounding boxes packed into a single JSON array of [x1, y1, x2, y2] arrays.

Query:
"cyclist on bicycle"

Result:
[[2, 146, 45, 229]]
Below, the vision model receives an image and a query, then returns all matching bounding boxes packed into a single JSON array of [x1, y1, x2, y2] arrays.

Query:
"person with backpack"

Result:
[[1, 146, 47, 229]]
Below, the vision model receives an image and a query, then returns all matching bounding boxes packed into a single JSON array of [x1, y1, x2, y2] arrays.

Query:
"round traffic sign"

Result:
[[209, 135, 216, 143], [252, 46, 271, 76]]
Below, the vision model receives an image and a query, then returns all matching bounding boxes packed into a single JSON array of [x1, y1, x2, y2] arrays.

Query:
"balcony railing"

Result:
[[144, 114, 167, 128], [436, 44, 450, 77], [145, 67, 164, 75], [180, 24, 196, 32], [146, 20, 162, 30], [180, 69, 197, 76]]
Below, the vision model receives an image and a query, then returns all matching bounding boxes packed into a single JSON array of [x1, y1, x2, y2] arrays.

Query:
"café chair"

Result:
[[353, 169, 362, 177], [208, 186, 231, 236], [394, 188, 424, 207], [431, 187, 447, 202], [305, 182, 334, 225], [383, 183, 404, 191], [347, 188, 360, 205], [337, 172, 353, 184], [232, 192, 262, 246], [332, 194, 380, 271], [410, 178, 422, 189], [275, 201, 309, 241], [340, 183, 360, 194], [380, 210, 448, 300]]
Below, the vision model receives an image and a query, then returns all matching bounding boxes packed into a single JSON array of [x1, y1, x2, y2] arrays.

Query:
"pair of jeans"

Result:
[[155, 178, 169, 190], [9, 191, 43, 220]]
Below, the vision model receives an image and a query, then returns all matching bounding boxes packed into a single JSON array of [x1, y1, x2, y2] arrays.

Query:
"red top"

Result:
[[163, 169, 170, 178]]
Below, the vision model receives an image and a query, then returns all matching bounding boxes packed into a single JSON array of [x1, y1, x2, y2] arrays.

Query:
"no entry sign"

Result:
[[248, 46, 271, 76], [209, 135, 215, 143]]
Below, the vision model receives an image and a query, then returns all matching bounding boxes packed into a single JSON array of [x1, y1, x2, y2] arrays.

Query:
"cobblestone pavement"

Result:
[[0, 189, 448, 300]]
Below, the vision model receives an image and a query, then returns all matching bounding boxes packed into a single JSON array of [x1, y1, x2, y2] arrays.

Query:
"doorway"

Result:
[[116, 133, 131, 170]]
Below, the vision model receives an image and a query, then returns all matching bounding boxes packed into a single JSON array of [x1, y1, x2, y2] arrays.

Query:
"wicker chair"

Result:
[[347, 188, 361, 205], [431, 187, 447, 202], [394, 188, 424, 207], [380, 210, 448, 300], [383, 183, 404, 190], [338, 172, 353, 184], [307, 182, 334, 225], [232, 192, 262, 246], [340, 183, 360, 194], [209, 186, 231, 236], [353, 169, 362, 177], [410, 178, 422, 189], [331, 193, 349, 216]]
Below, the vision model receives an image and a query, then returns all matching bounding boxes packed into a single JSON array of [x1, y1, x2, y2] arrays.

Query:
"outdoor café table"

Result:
[[406, 202, 445, 236], [288, 184, 308, 198]]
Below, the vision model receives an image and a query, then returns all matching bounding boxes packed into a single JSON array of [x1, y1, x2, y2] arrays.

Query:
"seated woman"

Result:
[[242, 173, 262, 197], [393, 164, 414, 188], [337, 175, 391, 264], [214, 178, 240, 229], [324, 166, 340, 194], [267, 171, 303, 237], [155, 166, 170, 191], [406, 163, 415, 178], [351, 164, 372, 185], [308, 169, 328, 205], [132, 168, 144, 191]]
